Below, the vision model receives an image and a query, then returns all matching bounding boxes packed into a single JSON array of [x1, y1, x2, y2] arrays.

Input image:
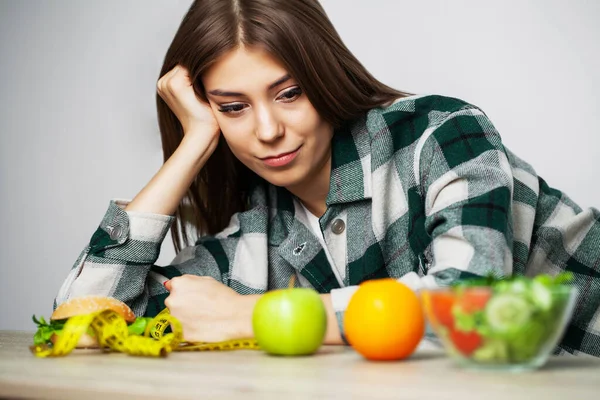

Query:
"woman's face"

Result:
[[202, 46, 333, 192]]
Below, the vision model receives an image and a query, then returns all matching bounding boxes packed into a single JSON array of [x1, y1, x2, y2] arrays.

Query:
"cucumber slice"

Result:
[[508, 280, 528, 294], [485, 293, 532, 334], [472, 338, 509, 363], [530, 280, 552, 311]]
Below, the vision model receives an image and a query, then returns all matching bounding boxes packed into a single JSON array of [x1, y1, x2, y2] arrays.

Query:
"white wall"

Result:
[[1, 1, 598, 330]]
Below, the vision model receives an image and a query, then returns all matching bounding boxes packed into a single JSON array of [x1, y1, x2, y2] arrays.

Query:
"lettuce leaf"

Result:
[[32, 315, 66, 346]]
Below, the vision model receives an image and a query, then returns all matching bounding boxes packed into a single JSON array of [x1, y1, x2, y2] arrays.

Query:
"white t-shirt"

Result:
[[300, 202, 345, 288]]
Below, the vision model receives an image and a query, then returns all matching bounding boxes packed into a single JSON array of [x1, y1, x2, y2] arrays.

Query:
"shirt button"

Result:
[[331, 219, 345, 235], [109, 225, 123, 240]]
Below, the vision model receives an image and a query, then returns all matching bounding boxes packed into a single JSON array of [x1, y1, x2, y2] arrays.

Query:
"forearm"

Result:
[[125, 133, 215, 216], [236, 293, 344, 345]]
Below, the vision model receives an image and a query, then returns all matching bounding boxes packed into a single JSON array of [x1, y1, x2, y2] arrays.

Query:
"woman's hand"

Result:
[[125, 66, 221, 215], [164, 275, 258, 343], [157, 65, 219, 136]]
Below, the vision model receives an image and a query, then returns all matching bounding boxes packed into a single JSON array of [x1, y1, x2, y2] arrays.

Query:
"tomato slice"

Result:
[[430, 292, 455, 328], [449, 329, 482, 356], [457, 288, 492, 314]]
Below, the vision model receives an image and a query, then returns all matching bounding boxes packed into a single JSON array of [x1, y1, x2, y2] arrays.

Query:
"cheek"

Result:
[[298, 111, 331, 146], [218, 120, 253, 159], [208, 104, 247, 147], [283, 105, 323, 138]]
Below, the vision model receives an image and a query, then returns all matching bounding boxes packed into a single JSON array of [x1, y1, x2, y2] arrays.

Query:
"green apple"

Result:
[[252, 286, 327, 356]]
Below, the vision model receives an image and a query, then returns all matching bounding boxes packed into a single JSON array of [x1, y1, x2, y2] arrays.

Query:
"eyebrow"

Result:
[[207, 74, 292, 97]]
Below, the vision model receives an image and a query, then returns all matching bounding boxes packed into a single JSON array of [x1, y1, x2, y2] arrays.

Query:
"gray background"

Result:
[[1, 1, 598, 330]]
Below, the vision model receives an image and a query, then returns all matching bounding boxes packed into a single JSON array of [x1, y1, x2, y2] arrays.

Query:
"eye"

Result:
[[218, 103, 247, 115], [277, 86, 303, 103]]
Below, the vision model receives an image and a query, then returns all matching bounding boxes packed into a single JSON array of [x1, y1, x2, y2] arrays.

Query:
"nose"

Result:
[[255, 104, 283, 143]]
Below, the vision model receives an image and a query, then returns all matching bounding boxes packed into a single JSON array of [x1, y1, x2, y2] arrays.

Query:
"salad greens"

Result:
[[433, 272, 574, 364], [451, 271, 574, 289], [32, 315, 66, 346], [127, 317, 154, 335], [32, 315, 154, 346]]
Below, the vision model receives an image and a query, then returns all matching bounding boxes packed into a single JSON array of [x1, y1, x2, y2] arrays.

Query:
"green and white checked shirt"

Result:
[[55, 94, 600, 357]]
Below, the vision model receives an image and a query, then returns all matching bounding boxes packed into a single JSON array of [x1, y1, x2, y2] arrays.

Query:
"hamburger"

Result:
[[33, 296, 150, 348]]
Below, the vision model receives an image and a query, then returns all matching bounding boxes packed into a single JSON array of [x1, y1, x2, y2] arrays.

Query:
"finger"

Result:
[[167, 69, 192, 94], [165, 64, 180, 80], [163, 279, 172, 291], [176, 66, 193, 85], [157, 65, 180, 93], [164, 294, 172, 310]]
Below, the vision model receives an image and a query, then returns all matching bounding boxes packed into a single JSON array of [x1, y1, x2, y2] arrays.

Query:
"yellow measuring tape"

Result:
[[30, 308, 259, 358]]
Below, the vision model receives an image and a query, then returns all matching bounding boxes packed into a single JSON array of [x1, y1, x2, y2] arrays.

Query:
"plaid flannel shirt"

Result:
[[55, 94, 600, 357]]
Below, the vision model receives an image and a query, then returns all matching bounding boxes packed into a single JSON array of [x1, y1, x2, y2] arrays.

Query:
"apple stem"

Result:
[[288, 275, 296, 289]]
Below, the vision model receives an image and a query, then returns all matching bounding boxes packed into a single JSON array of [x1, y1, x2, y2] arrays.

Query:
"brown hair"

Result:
[[157, 0, 411, 252]]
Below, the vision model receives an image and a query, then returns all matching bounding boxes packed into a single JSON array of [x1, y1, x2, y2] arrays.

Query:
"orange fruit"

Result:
[[344, 278, 425, 361]]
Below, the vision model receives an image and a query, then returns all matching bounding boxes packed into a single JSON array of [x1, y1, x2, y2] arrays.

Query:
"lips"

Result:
[[260, 146, 301, 167], [261, 148, 298, 160]]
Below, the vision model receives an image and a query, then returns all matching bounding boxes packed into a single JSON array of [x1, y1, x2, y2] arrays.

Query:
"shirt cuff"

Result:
[[330, 285, 358, 345], [88, 199, 175, 264]]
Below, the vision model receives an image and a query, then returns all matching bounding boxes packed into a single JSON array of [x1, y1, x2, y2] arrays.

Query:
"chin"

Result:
[[261, 170, 306, 189]]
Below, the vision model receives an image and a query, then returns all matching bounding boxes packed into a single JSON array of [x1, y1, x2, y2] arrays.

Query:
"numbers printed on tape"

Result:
[[30, 308, 259, 358]]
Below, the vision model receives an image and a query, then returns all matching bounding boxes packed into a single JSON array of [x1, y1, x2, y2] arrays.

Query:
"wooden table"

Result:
[[1, 331, 599, 399]]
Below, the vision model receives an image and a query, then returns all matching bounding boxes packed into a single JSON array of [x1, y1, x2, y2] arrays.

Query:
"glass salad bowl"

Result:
[[420, 275, 577, 372]]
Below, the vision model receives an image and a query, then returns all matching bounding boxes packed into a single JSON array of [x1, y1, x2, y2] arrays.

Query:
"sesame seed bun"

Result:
[[51, 295, 136, 323]]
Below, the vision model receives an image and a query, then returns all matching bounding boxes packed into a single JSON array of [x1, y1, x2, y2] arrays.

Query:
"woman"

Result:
[[55, 0, 599, 356]]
